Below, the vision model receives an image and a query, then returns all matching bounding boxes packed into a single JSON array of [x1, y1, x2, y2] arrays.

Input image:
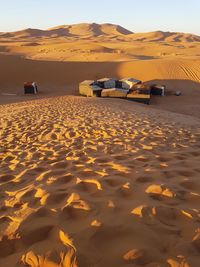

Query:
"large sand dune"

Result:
[[1, 23, 200, 267]]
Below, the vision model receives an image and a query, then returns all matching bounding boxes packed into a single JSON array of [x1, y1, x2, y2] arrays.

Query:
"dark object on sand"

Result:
[[24, 82, 38, 94], [150, 84, 165, 96], [175, 91, 182, 96]]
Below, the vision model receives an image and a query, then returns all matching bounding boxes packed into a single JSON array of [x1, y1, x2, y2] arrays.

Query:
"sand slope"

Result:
[[0, 96, 200, 267]]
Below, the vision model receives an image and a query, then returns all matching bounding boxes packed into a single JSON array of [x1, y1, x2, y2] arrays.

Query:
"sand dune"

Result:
[[129, 31, 200, 43], [1, 24, 200, 43], [0, 96, 200, 267], [0, 23, 133, 39], [1, 24, 200, 63]]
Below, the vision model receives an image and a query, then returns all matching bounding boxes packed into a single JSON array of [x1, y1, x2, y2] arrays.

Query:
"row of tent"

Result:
[[23, 78, 166, 105], [79, 78, 165, 104]]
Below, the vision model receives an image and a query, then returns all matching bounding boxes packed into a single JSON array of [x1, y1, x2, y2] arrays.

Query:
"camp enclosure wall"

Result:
[[101, 88, 129, 98], [127, 93, 151, 105]]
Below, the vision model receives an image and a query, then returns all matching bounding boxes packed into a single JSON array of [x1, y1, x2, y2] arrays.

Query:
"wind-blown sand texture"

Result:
[[1, 23, 200, 267], [0, 97, 200, 267]]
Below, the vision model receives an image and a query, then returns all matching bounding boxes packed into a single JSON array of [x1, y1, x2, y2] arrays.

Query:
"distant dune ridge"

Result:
[[0, 23, 133, 38], [1, 23, 200, 64], [0, 23, 200, 41]]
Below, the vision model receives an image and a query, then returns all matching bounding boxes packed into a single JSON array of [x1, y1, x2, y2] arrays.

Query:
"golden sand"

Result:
[[0, 23, 200, 267], [0, 96, 200, 266]]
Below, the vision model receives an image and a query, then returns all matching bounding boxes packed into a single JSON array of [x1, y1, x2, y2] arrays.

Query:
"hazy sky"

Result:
[[0, 0, 199, 34]]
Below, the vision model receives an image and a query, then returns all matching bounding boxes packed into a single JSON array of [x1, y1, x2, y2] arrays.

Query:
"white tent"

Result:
[[79, 80, 102, 97], [120, 78, 141, 89]]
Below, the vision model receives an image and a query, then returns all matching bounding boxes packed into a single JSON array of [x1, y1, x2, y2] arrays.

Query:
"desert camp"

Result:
[[79, 77, 165, 104]]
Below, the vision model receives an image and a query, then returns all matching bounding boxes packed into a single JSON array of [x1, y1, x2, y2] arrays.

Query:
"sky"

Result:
[[0, 0, 200, 35]]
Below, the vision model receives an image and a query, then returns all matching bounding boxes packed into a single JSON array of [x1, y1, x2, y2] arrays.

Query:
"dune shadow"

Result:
[[145, 78, 200, 91], [0, 54, 124, 104], [1, 54, 200, 113], [144, 78, 200, 118]]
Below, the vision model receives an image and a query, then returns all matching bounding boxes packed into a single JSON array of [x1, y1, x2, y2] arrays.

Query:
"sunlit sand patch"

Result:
[[106, 162, 130, 173], [46, 176, 57, 185], [76, 178, 102, 191], [63, 193, 90, 211], [123, 248, 153, 265], [59, 230, 76, 251], [95, 170, 108, 177], [66, 156, 80, 161], [5, 185, 34, 207], [160, 163, 168, 167], [36, 170, 51, 182], [86, 157, 96, 164], [135, 156, 149, 162], [35, 188, 50, 205], [181, 210, 193, 219], [145, 184, 175, 198], [140, 144, 153, 150], [21, 230, 77, 267], [91, 220, 102, 227], [107, 200, 115, 208], [131, 205, 147, 217], [122, 182, 130, 189]]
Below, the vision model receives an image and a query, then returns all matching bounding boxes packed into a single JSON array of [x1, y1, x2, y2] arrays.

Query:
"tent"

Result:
[[150, 84, 165, 96], [132, 84, 151, 95], [120, 78, 142, 90], [96, 78, 116, 89], [24, 82, 38, 94], [79, 80, 102, 97]]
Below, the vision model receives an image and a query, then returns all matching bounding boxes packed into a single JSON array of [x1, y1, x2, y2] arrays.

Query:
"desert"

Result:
[[0, 22, 200, 267]]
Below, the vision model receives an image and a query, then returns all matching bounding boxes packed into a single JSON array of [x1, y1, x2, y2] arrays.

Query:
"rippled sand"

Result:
[[0, 96, 200, 266]]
